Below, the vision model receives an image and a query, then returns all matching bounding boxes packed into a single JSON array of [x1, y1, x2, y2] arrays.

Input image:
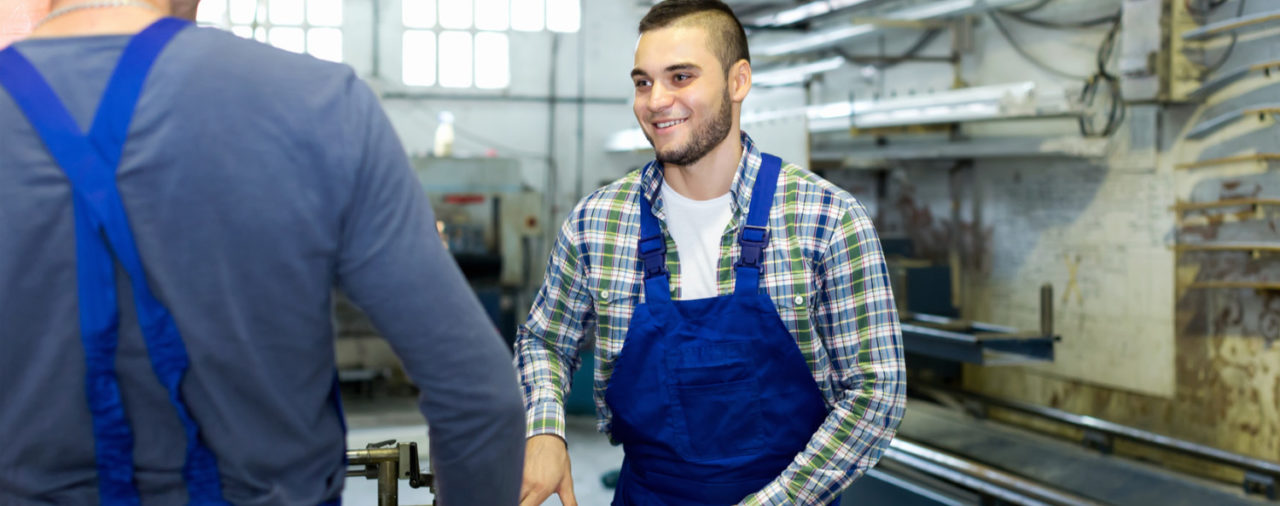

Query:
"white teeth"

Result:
[[656, 119, 685, 128]]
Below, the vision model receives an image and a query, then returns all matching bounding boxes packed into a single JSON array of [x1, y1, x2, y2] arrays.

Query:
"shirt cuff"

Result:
[[525, 398, 566, 440], [738, 480, 795, 506]]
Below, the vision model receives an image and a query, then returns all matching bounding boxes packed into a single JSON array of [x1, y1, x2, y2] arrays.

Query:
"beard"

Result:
[[646, 88, 733, 167]]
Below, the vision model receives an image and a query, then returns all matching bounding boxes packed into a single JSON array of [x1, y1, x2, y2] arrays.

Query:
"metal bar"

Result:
[[887, 438, 1103, 506], [755, 0, 1027, 56], [746, 0, 890, 28], [1183, 104, 1280, 140], [347, 448, 400, 465], [1186, 281, 1280, 290], [378, 461, 398, 506], [1174, 242, 1280, 252], [1171, 198, 1280, 211], [1176, 154, 1280, 169], [954, 390, 1280, 478], [1183, 9, 1280, 41], [1188, 60, 1280, 99]]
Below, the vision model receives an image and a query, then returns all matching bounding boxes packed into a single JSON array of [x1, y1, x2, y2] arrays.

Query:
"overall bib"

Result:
[[0, 19, 344, 505], [605, 154, 838, 505]]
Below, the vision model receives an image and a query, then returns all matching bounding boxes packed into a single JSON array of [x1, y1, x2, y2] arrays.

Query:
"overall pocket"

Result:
[[675, 377, 766, 461], [669, 342, 765, 461]]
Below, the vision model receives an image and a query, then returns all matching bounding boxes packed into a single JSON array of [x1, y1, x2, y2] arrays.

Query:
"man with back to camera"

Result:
[[0, 0, 525, 504], [515, 0, 906, 504]]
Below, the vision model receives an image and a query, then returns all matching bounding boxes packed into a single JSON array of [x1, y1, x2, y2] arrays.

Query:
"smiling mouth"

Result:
[[654, 119, 687, 129]]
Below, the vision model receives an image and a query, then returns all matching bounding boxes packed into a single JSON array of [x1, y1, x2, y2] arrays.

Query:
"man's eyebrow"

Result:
[[666, 63, 700, 73], [630, 68, 649, 78]]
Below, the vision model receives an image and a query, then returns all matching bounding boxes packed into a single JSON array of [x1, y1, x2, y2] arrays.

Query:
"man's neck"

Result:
[[29, 1, 165, 39], [662, 128, 743, 201]]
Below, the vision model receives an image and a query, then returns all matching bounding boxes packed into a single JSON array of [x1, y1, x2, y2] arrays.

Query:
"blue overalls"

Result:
[[605, 153, 839, 505], [0, 18, 343, 505]]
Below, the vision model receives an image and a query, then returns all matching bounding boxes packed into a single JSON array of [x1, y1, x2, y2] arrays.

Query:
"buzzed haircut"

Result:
[[639, 0, 750, 74]]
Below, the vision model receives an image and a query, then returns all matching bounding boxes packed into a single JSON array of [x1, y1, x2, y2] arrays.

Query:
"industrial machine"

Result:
[[334, 156, 544, 389]]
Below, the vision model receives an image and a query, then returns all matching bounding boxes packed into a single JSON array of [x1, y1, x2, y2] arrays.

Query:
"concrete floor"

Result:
[[340, 394, 623, 506]]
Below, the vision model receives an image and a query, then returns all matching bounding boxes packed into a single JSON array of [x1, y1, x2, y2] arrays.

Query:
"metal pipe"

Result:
[[377, 461, 398, 506], [347, 448, 400, 465], [888, 438, 1103, 506], [951, 390, 1280, 478], [1040, 283, 1053, 338]]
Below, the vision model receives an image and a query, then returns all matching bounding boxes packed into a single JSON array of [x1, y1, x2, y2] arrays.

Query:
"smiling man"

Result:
[[515, 1, 906, 505]]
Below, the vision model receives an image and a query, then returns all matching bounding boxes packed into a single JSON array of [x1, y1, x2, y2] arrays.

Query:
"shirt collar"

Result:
[[640, 131, 762, 219]]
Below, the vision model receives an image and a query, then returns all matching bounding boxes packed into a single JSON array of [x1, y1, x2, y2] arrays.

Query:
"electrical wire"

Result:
[[1001, 0, 1054, 15], [831, 28, 945, 70], [986, 10, 1089, 80], [986, 8, 1126, 137], [999, 10, 1120, 29], [1078, 13, 1125, 137], [1196, 0, 1248, 77]]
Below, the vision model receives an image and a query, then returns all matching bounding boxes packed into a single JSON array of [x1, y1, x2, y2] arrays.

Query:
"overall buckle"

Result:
[[638, 234, 668, 279], [735, 225, 770, 269]]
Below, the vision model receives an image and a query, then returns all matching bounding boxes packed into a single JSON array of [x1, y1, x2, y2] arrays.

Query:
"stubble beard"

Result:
[[646, 89, 733, 168]]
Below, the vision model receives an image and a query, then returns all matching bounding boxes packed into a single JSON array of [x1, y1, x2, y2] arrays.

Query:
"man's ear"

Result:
[[729, 59, 751, 103]]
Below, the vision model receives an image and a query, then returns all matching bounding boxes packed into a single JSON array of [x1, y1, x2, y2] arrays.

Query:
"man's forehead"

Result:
[[633, 25, 716, 68]]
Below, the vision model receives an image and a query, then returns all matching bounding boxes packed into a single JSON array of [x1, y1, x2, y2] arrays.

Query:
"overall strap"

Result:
[[637, 163, 672, 303], [733, 153, 782, 296], [0, 19, 228, 505]]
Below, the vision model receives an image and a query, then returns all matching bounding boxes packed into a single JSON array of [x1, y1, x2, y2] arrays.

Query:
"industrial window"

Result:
[[401, 0, 579, 89], [196, 0, 344, 63]]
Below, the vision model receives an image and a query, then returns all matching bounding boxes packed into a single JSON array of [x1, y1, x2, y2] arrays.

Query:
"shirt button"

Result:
[[794, 296, 805, 306], [601, 290, 611, 300]]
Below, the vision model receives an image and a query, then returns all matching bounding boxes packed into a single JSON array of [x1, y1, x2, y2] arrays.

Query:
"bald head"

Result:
[[639, 0, 749, 75]]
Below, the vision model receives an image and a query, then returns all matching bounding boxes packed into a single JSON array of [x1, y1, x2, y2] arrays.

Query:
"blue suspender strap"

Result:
[[0, 19, 228, 505], [637, 164, 672, 303], [734, 153, 782, 296], [0, 45, 142, 506]]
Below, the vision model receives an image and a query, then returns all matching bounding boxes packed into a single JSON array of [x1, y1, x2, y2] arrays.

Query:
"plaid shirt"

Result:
[[515, 133, 905, 505]]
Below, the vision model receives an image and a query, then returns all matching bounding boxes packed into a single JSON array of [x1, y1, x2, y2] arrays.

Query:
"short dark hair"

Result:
[[639, 0, 750, 74]]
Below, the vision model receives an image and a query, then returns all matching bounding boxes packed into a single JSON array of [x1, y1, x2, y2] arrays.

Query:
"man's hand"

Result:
[[520, 434, 577, 506]]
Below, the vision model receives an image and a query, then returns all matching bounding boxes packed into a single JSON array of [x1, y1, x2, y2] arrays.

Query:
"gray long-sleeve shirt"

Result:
[[0, 26, 523, 505]]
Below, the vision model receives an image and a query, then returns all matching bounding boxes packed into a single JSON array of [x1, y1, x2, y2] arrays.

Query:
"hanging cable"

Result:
[[986, 10, 1089, 80], [1196, 0, 1248, 77], [1078, 13, 1125, 137]]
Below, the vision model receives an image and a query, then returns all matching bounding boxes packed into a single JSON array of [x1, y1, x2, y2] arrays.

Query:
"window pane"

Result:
[[308, 28, 343, 62], [229, 0, 257, 24], [546, 0, 579, 33], [402, 30, 437, 86], [403, 0, 435, 28], [308, 0, 343, 26], [196, 0, 227, 25], [474, 32, 509, 89], [510, 0, 543, 31], [438, 31, 473, 88], [270, 0, 304, 25], [231, 25, 253, 38], [270, 27, 305, 53], [439, 0, 472, 29], [475, 0, 508, 31], [255, 26, 268, 42]]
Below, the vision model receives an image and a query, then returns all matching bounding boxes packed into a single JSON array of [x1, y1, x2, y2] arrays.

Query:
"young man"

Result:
[[0, 0, 524, 504], [516, 1, 906, 504]]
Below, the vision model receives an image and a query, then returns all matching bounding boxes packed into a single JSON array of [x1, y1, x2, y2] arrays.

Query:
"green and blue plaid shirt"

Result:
[[515, 133, 905, 505]]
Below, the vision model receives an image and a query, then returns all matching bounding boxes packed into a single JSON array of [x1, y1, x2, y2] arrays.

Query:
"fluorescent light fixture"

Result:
[[605, 82, 1079, 151], [749, 0, 887, 28], [753, 56, 846, 86], [756, 0, 1027, 57]]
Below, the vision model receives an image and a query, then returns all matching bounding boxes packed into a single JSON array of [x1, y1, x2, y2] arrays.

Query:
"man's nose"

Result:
[[646, 82, 675, 112]]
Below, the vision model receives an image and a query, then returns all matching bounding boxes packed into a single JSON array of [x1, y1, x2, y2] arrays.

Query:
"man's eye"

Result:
[[634, 80, 651, 88], [674, 74, 692, 82]]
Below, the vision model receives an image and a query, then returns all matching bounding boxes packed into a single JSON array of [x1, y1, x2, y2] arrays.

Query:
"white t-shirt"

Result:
[[660, 184, 734, 300]]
